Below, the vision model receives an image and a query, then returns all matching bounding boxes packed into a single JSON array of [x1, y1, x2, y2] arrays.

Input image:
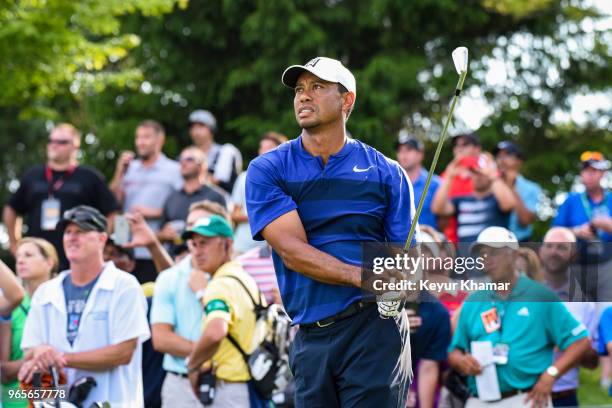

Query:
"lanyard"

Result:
[[580, 191, 609, 220], [45, 165, 76, 197]]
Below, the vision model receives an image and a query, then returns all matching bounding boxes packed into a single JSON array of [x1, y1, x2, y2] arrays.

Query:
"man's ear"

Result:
[[342, 92, 356, 117]]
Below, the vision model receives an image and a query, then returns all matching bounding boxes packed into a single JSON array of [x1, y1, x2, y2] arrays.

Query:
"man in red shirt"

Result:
[[440, 132, 481, 242]]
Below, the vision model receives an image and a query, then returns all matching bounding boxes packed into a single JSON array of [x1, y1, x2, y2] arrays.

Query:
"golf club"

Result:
[[403, 46, 469, 251]]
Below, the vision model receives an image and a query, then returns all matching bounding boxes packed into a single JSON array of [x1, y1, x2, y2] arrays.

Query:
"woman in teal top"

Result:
[[1, 238, 57, 408]]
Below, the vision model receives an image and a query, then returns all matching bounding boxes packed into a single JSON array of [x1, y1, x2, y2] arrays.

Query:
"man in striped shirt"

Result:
[[236, 244, 281, 305], [432, 154, 516, 252]]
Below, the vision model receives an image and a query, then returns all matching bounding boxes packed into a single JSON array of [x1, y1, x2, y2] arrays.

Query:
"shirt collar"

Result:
[[295, 135, 356, 160], [37, 262, 119, 309]]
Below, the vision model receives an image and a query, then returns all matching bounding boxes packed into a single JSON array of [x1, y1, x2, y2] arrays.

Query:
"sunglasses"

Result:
[[63, 208, 106, 231], [580, 151, 603, 162], [48, 139, 72, 146]]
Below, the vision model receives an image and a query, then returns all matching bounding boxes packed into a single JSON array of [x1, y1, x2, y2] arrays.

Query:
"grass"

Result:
[[578, 367, 612, 407]]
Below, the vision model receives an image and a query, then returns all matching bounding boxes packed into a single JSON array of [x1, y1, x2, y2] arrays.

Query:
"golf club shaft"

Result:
[[403, 70, 468, 251]]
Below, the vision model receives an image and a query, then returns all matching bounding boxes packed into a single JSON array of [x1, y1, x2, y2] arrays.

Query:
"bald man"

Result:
[[540, 227, 599, 406], [540, 227, 582, 301]]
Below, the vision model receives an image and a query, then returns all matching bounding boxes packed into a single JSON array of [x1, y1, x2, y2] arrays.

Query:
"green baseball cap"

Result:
[[181, 215, 234, 240]]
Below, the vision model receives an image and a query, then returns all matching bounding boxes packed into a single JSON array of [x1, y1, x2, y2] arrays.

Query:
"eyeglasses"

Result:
[[581, 151, 604, 162], [48, 139, 72, 146]]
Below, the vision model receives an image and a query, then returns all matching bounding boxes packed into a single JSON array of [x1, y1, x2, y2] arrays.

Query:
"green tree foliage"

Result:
[[0, 0, 183, 208], [0, 0, 184, 111]]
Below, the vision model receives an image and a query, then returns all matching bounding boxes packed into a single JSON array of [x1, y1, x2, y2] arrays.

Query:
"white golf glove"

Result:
[[377, 291, 404, 318]]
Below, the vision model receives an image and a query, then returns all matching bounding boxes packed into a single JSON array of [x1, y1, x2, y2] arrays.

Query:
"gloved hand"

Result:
[[377, 291, 404, 318]]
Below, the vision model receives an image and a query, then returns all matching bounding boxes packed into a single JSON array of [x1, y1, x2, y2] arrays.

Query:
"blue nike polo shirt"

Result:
[[246, 136, 416, 325]]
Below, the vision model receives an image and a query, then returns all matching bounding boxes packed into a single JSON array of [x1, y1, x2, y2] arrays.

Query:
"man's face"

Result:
[[540, 236, 574, 275], [190, 123, 213, 147], [103, 243, 135, 272], [179, 149, 205, 180], [293, 71, 347, 130], [452, 137, 480, 159], [135, 126, 161, 160], [397, 145, 423, 172], [47, 128, 76, 164], [470, 168, 492, 192], [580, 166, 604, 191], [496, 151, 522, 174], [190, 235, 229, 272], [64, 224, 106, 263], [258, 139, 278, 156], [479, 246, 516, 282]]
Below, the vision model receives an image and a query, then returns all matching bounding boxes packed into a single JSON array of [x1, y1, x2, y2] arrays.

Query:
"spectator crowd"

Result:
[[0, 109, 610, 408]]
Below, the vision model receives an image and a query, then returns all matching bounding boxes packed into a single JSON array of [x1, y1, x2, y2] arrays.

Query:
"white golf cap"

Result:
[[470, 226, 519, 253], [189, 109, 217, 131], [419, 231, 440, 258], [282, 57, 356, 96]]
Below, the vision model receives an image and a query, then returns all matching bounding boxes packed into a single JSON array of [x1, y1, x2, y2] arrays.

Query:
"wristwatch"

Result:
[[546, 365, 559, 378]]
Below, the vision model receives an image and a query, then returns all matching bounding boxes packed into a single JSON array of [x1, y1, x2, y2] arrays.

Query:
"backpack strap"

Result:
[[215, 274, 265, 362], [219, 274, 266, 312], [226, 331, 250, 361]]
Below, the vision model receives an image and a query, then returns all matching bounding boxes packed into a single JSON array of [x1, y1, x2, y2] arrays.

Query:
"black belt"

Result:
[[167, 370, 188, 378], [475, 387, 533, 401], [552, 389, 576, 400], [499, 387, 532, 399], [300, 301, 369, 329]]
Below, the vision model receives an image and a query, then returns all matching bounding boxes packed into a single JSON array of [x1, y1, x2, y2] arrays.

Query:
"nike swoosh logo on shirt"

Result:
[[353, 165, 375, 173]]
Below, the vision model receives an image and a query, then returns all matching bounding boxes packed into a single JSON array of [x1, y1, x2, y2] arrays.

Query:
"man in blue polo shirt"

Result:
[[494, 141, 542, 242], [246, 57, 416, 407], [553, 151, 611, 264], [448, 227, 590, 408], [396, 132, 440, 229]]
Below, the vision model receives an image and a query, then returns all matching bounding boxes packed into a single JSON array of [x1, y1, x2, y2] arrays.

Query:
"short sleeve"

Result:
[[231, 173, 247, 207], [110, 278, 150, 345], [552, 196, 572, 227], [383, 161, 417, 246], [420, 306, 451, 361], [547, 301, 588, 351], [213, 144, 241, 183], [598, 307, 612, 355], [150, 272, 176, 326], [87, 167, 120, 215], [202, 280, 232, 326], [7, 168, 37, 215], [246, 158, 297, 241], [21, 290, 49, 350]]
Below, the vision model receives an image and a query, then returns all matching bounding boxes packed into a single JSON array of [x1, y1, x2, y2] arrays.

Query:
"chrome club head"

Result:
[[452, 47, 469, 75]]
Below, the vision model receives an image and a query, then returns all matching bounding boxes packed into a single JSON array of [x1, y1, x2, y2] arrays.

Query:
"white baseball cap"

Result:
[[419, 231, 440, 258], [282, 57, 356, 96], [470, 226, 519, 254], [189, 109, 217, 131]]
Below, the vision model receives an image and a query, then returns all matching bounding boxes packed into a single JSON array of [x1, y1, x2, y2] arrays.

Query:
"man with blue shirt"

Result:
[[494, 141, 542, 242], [246, 57, 416, 407], [553, 151, 612, 264], [397, 132, 440, 229], [448, 227, 590, 408]]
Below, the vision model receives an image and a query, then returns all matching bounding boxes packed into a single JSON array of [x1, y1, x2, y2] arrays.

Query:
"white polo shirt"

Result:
[[22, 262, 150, 408]]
